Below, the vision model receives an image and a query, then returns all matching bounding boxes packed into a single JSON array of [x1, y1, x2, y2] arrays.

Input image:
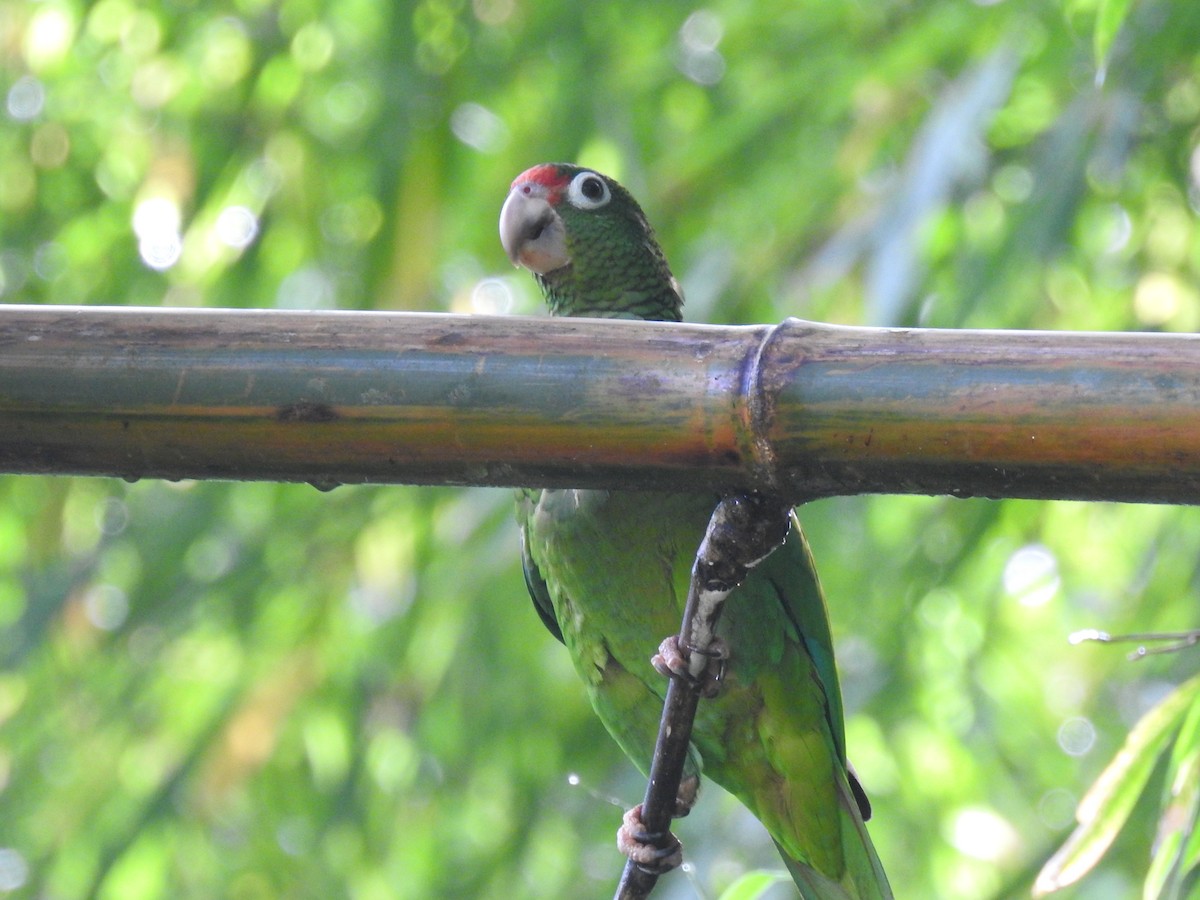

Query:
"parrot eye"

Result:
[[567, 171, 611, 210]]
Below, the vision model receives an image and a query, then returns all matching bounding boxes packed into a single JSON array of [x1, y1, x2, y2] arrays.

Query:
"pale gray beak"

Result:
[[499, 183, 569, 274]]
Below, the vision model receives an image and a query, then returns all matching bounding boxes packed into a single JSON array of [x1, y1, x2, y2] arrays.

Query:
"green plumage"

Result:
[[533, 181, 681, 320], [503, 163, 891, 899]]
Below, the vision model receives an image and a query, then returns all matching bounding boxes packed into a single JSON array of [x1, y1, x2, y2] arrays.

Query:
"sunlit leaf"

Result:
[[1176, 803, 1200, 896], [1144, 749, 1200, 899], [1144, 695, 1200, 899], [1034, 674, 1200, 896]]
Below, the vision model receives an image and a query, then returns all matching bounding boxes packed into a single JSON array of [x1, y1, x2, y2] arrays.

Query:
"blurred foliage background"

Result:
[[2, 0, 1200, 897]]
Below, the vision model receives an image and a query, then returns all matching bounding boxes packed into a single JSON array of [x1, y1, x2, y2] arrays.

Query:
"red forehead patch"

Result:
[[511, 164, 571, 194]]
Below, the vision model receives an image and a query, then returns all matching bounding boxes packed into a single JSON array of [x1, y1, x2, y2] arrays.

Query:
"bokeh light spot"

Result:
[[472, 0, 514, 26], [1003, 543, 1060, 607], [6, 77, 45, 122], [1057, 716, 1096, 757], [30, 123, 70, 169], [215, 206, 259, 249], [676, 10, 726, 86], [450, 102, 508, 153], [947, 806, 1021, 862], [201, 17, 253, 87], [133, 197, 183, 271], [320, 197, 383, 245], [470, 277, 513, 315], [276, 266, 336, 309], [291, 22, 335, 71], [33, 242, 67, 281], [1134, 272, 1187, 326], [1037, 787, 1078, 830], [0, 848, 29, 892], [24, 6, 77, 70], [84, 584, 130, 631]]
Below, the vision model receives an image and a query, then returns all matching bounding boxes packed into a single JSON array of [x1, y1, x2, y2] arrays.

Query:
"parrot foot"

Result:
[[617, 803, 683, 873], [651, 635, 728, 698]]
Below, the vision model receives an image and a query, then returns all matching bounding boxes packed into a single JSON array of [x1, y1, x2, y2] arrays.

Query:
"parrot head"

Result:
[[499, 163, 683, 321]]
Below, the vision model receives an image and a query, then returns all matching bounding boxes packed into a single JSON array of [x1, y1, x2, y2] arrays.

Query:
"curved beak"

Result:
[[499, 183, 569, 274]]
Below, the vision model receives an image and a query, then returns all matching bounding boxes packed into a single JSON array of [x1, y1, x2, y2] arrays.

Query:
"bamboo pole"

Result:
[[1, 305, 1198, 504]]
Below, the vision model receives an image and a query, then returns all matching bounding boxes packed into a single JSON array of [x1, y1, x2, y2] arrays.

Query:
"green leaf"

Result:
[[1145, 696, 1200, 899], [716, 870, 795, 900], [1144, 748, 1200, 898], [1094, 0, 1133, 84], [1176, 802, 1200, 893], [1034, 673, 1200, 896]]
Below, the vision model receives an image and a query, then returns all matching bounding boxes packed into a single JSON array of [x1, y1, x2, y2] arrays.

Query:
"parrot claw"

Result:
[[650, 636, 689, 679], [617, 804, 683, 873], [675, 773, 699, 817], [651, 635, 728, 698]]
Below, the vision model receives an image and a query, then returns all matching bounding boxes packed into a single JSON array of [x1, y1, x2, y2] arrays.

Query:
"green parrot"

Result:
[[500, 163, 892, 899]]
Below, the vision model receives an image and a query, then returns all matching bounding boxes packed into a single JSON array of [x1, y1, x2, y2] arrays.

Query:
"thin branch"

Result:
[[615, 493, 792, 900], [2, 306, 1200, 503], [1069, 628, 1200, 659]]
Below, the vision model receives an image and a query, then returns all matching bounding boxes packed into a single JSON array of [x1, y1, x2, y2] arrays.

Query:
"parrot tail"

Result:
[[777, 769, 893, 900]]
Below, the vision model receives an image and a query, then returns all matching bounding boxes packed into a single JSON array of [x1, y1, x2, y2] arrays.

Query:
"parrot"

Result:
[[499, 162, 892, 899]]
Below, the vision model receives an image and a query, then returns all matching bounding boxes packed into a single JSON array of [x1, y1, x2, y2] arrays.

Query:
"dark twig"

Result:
[[614, 492, 792, 900]]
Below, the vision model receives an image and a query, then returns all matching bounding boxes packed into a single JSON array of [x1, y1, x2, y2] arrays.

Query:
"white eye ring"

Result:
[[567, 171, 611, 210]]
